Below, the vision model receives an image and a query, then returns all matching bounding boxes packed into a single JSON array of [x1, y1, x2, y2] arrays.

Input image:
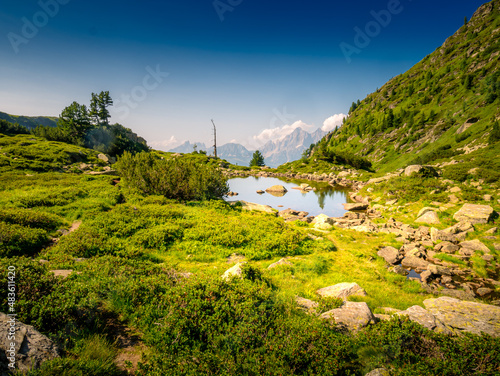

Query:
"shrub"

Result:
[[116, 151, 229, 200], [0, 222, 48, 257]]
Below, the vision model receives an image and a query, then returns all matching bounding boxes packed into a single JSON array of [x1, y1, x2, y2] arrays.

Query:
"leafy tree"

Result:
[[249, 150, 265, 167], [58, 101, 91, 144]]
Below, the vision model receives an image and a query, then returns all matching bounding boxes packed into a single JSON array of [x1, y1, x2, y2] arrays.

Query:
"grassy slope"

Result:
[[0, 111, 58, 129], [310, 0, 500, 174]]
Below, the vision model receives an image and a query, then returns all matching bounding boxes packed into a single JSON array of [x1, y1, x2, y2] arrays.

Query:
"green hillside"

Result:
[[312, 0, 500, 176], [0, 111, 59, 129]]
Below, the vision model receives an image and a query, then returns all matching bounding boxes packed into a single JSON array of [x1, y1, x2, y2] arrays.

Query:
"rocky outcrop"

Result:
[[395, 305, 452, 335], [423, 297, 500, 337], [453, 204, 495, 224], [320, 302, 376, 332], [0, 313, 60, 373], [316, 282, 367, 300], [229, 200, 277, 215], [312, 214, 333, 230]]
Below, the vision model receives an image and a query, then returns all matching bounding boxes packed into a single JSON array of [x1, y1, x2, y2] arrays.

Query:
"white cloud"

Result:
[[253, 120, 314, 145], [321, 113, 347, 132], [149, 135, 181, 150]]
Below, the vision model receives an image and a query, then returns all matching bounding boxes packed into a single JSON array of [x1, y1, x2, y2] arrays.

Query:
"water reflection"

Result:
[[226, 176, 349, 217]]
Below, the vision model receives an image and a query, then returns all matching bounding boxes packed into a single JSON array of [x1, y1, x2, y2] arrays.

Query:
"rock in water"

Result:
[[0, 312, 60, 373], [320, 302, 375, 332], [453, 204, 495, 224], [316, 282, 367, 300], [423, 296, 500, 337], [265, 185, 288, 193]]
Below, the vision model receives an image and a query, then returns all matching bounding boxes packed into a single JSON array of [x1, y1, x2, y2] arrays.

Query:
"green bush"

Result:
[[0, 208, 63, 230], [0, 222, 48, 257], [116, 151, 229, 200]]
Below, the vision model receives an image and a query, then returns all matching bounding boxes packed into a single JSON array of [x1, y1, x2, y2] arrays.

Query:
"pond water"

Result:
[[226, 176, 349, 217]]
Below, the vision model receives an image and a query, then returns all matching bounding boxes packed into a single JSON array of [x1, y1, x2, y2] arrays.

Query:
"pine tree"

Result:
[[249, 150, 265, 166]]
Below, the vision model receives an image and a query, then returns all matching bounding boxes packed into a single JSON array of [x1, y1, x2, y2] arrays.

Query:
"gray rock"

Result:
[[401, 255, 429, 269], [320, 301, 375, 332], [222, 262, 245, 280], [268, 258, 292, 269], [395, 305, 451, 335], [476, 288, 493, 297], [439, 289, 476, 301], [424, 297, 500, 337], [97, 153, 109, 162], [417, 207, 436, 218], [427, 264, 452, 276], [343, 203, 369, 211], [377, 246, 401, 265], [453, 204, 495, 224], [0, 312, 59, 373], [415, 211, 440, 225], [265, 185, 288, 193], [316, 282, 367, 300], [295, 297, 318, 314], [459, 239, 490, 253], [391, 265, 409, 276], [229, 200, 277, 215]]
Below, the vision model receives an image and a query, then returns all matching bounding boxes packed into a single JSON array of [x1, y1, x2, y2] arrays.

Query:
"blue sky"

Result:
[[0, 0, 486, 149]]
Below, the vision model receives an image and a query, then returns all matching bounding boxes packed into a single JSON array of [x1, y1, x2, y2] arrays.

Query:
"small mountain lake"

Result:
[[226, 176, 350, 217]]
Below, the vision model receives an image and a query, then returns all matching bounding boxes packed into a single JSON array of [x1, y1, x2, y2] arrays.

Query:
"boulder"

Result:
[[459, 239, 490, 253], [316, 282, 367, 300], [423, 297, 500, 337], [427, 264, 452, 276], [391, 265, 409, 276], [430, 227, 459, 243], [417, 207, 436, 218], [449, 186, 462, 193], [377, 246, 401, 265], [453, 204, 495, 224], [401, 255, 429, 269], [343, 203, 369, 211], [395, 305, 451, 335], [365, 369, 390, 376], [222, 262, 245, 280], [320, 302, 376, 332], [485, 227, 498, 235], [415, 211, 440, 225], [0, 312, 60, 373], [268, 258, 292, 269], [97, 153, 109, 162]]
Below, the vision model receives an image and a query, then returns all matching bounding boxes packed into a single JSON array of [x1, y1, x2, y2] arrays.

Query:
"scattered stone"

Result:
[[0, 313, 60, 373], [268, 258, 292, 269], [377, 246, 401, 265], [295, 296, 318, 314], [401, 256, 429, 269], [386, 199, 398, 206], [343, 203, 369, 211], [450, 187, 462, 193], [97, 153, 109, 162], [459, 239, 490, 253], [439, 289, 476, 301], [494, 243, 500, 251], [448, 194, 460, 204], [395, 305, 451, 335], [320, 301, 376, 332], [483, 194, 493, 201], [476, 288, 494, 297], [415, 211, 440, 225], [222, 262, 245, 280], [424, 297, 500, 337], [485, 227, 498, 235], [420, 270, 432, 283], [427, 264, 452, 276], [453, 204, 495, 224], [391, 265, 409, 276], [227, 253, 245, 264], [316, 282, 367, 300]]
